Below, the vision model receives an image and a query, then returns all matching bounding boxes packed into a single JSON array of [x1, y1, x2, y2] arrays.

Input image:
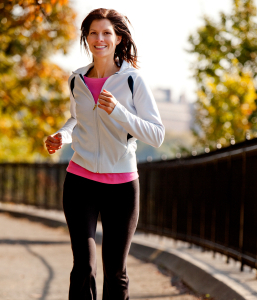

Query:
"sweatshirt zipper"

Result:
[[78, 73, 117, 173], [79, 74, 100, 172], [94, 75, 117, 172]]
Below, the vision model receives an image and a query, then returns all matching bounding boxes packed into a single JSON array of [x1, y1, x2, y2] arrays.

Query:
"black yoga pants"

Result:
[[62, 171, 140, 300]]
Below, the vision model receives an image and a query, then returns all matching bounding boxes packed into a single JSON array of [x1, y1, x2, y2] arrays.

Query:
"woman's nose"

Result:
[[96, 33, 104, 41]]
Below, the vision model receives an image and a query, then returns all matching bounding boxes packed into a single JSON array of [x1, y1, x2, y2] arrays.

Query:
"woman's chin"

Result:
[[92, 52, 114, 60]]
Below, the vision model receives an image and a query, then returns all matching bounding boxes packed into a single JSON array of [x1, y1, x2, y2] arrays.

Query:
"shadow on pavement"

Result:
[[24, 244, 54, 300], [0, 239, 70, 245]]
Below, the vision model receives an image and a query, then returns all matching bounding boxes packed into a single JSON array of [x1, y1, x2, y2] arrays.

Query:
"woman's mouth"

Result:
[[94, 46, 107, 50]]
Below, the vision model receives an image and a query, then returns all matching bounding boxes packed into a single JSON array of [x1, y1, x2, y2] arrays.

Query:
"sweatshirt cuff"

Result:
[[52, 129, 72, 144], [109, 101, 128, 123]]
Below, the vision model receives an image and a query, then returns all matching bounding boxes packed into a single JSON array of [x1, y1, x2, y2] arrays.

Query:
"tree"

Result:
[[0, 0, 77, 162], [188, 0, 257, 150]]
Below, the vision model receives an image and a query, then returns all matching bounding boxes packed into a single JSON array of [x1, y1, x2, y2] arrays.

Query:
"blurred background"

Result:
[[1, 0, 257, 163], [1, 3, 257, 298]]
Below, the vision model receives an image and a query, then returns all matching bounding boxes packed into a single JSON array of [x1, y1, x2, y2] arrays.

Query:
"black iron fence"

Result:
[[0, 138, 257, 271], [0, 163, 67, 210], [138, 138, 257, 271]]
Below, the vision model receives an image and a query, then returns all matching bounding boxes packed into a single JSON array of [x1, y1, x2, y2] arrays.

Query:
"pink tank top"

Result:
[[66, 75, 139, 184]]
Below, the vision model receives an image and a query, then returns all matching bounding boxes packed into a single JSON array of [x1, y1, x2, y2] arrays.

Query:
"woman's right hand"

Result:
[[45, 133, 63, 154]]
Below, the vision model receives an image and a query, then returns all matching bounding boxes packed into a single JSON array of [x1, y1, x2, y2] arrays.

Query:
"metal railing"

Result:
[[0, 163, 67, 210], [0, 138, 257, 271], [137, 138, 257, 271]]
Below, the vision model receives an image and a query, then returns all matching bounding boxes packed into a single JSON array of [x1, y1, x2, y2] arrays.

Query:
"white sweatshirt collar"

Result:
[[72, 60, 131, 75]]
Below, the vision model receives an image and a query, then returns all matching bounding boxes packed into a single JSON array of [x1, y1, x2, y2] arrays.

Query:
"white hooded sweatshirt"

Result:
[[54, 60, 165, 173]]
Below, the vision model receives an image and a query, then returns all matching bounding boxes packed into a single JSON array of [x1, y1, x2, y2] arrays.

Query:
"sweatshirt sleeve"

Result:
[[109, 74, 165, 148], [52, 91, 77, 144]]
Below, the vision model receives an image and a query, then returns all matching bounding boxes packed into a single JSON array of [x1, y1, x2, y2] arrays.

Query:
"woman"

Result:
[[45, 8, 165, 300]]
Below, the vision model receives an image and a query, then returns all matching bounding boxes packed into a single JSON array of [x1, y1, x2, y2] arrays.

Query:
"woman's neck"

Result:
[[88, 58, 120, 78]]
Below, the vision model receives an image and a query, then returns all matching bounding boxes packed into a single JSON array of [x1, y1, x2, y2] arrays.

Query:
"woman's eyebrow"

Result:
[[89, 28, 112, 31]]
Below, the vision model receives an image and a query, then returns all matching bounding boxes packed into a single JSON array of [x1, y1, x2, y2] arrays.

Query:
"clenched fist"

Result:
[[98, 89, 118, 115], [45, 133, 62, 154]]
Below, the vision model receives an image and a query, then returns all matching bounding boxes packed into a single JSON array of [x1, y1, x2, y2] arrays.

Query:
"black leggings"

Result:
[[62, 172, 140, 300]]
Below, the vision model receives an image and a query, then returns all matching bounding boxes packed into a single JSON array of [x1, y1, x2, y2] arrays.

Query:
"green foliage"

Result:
[[0, 0, 77, 162], [188, 0, 257, 149]]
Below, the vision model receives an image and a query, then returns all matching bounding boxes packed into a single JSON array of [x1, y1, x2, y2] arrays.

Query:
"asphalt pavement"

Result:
[[0, 210, 201, 300]]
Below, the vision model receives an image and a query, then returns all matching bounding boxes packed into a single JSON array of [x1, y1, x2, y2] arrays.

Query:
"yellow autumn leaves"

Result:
[[188, 0, 257, 151], [0, 0, 77, 162], [197, 60, 257, 147]]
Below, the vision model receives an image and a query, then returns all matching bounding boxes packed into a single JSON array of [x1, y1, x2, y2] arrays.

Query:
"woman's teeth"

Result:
[[95, 46, 107, 49]]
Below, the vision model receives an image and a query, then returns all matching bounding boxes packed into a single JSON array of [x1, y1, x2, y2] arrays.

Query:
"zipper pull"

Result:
[[93, 104, 97, 110]]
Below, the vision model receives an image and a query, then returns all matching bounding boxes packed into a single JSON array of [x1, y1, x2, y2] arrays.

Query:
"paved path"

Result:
[[0, 211, 201, 300]]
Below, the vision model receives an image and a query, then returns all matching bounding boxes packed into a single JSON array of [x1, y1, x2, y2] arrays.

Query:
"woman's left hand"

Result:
[[98, 89, 118, 115]]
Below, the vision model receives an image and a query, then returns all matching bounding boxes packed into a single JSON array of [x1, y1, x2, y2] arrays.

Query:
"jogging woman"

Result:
[[44, 8, 165, 300]]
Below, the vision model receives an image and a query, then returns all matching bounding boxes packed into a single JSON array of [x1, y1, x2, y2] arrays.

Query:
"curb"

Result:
[[129, 242, 245, 300], [0, 209, 67, 229], [0, 204, 250, 300]]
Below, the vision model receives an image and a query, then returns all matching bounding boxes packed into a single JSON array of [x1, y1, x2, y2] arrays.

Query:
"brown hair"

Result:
[[80, 8, 139, 69]]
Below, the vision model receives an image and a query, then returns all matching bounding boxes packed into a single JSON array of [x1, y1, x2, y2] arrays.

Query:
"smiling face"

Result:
[[87, 19, 122, 61]]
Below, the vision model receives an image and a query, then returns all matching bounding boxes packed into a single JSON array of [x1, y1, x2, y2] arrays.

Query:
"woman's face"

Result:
[[87, 19, 122, 61]]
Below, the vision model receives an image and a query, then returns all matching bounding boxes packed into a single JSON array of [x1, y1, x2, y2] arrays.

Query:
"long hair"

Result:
[[80, 8, 139, 69]]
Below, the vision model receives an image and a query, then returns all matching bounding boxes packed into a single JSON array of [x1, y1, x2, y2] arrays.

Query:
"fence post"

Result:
[[211, 159, 217, 258], [186, 165, 192, 243], [225, 155, 231, 264], [239, 151, 246, 271]]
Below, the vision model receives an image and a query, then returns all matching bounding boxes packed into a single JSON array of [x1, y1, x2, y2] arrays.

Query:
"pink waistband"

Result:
[[66, 160, 139, 184]]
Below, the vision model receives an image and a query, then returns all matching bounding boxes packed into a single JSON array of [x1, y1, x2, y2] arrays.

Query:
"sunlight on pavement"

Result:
[[0, 212, 203, 300]]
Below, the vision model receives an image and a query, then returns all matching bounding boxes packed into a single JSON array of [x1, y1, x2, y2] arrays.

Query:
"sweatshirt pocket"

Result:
[[118, 138, 137, 162], [118, 141, 129, 161]]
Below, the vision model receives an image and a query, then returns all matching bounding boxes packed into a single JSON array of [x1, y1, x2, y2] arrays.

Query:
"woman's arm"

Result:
[[52, 92, 77, 144], [107, 74, 165, 148]]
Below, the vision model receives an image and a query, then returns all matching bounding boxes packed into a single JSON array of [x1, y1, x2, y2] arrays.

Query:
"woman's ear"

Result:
[[116, 35, 122, 45]]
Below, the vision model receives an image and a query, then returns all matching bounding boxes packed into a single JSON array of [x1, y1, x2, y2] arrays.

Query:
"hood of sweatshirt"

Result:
[[71, 60, 132, 76]]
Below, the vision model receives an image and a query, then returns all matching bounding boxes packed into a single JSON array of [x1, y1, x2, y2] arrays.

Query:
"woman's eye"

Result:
[[104, 32, 111, 34]]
